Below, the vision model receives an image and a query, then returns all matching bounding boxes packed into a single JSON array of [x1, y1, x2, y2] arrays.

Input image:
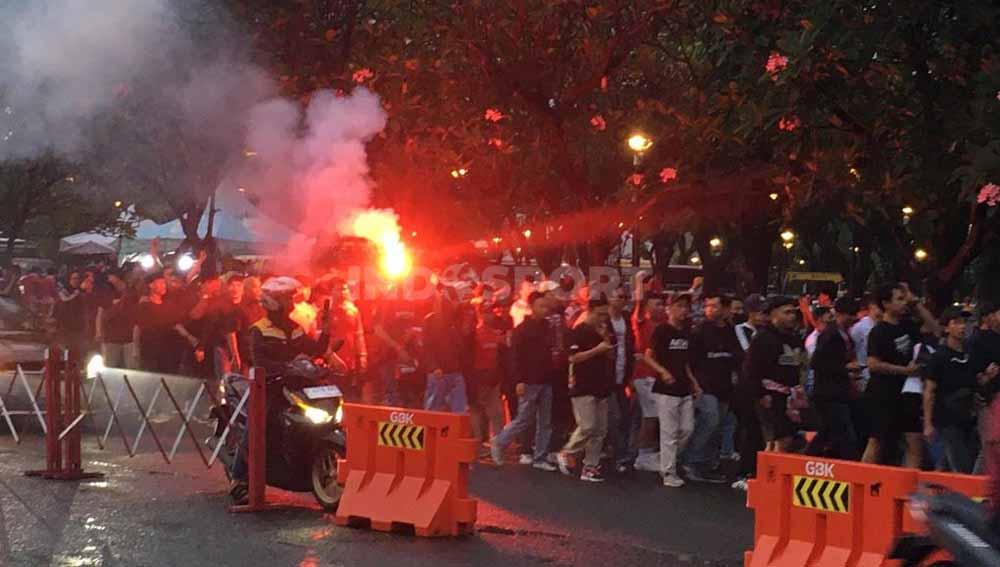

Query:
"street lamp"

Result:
[[709, 236, 723, 249], [523, 229, 532, 239], [627, 133, 653, 154], [914, 248, 929, 262], [626, 133, 652, 268], [780, 229, 795, 243], [902, 205, 914, 216], [769, 192, 779, 201]]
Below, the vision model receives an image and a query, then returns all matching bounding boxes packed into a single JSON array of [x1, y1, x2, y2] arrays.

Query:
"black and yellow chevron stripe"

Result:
[[377, 421, 425, 450], [792, 475, 850, 514]]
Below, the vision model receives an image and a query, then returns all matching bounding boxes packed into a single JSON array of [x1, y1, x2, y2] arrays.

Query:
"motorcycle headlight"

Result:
[[284, 389, 334, 424], [303, 405, 333, 425], [334, 404, 343, 424]]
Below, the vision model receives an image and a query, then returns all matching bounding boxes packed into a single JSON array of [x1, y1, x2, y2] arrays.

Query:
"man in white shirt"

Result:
[[735, 294, 766, 352], [849, 294, 882, 391]]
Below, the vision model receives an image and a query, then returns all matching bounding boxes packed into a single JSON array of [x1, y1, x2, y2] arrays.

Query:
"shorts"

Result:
[[868, 392, 906, 438], [756, 395, 795, 442], [899, 393, 923, 434], [632, 377, 658, 418]]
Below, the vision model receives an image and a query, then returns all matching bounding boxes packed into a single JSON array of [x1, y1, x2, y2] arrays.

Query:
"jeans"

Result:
[[940, 423, 980, 474], [805, 401, 859, 461], [608, 387, 635, 465], [470, 378, 505, 443], [563, 395, 609, 467], [424, 372, 468, 413], [495, 384, 553, 463], [684, 394, 721, 470], [720, 403, 737, 457], [656, 394, 694, 477], [380, 363, 399, 406]]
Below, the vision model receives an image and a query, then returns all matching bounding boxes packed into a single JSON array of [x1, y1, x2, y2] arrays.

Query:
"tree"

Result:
[[0, 154, 133, 265]]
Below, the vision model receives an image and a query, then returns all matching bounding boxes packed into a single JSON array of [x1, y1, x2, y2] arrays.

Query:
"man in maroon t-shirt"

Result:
[[631, 292, 666, 472]]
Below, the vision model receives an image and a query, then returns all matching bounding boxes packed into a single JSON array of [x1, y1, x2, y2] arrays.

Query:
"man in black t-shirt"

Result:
[[645, 293, 702, 487], [686, 292, 740, 482], [863, 282, 940, 466], [744, 297, 807, 454], [923, 307, 994, 473], [134, 273, 182, 374], [557, 301, 615, 482], [971, 302, 1000, 397]]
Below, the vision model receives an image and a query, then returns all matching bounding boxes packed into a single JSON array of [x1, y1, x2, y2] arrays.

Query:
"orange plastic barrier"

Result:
[[335, 404, 477, 537], [746, 453, 918, 567]]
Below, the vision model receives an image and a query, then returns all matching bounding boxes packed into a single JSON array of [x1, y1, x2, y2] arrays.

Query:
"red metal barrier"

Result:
[[230, 367, 270, 513], [24, 347, 103, 481]]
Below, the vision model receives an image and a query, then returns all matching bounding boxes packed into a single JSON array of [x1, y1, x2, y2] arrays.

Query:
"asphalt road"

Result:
[[0, 431, 753, 567]]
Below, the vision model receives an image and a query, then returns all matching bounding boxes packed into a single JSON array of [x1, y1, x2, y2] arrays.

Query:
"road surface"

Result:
[[0, 433, 753, 567]]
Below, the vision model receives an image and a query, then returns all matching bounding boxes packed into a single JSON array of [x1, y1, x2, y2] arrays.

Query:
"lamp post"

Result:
[[627, 133, 652, 268]]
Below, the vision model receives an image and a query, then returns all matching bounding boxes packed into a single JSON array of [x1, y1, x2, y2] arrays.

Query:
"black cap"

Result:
[[144, 270, 166, 284], [764, 296, 796, 313], [940, 306, 972, 325], [668, 292, 692, 306]]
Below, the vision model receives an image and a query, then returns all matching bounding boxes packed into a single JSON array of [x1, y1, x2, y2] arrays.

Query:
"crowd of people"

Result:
[[3, 258, 1000, 489]]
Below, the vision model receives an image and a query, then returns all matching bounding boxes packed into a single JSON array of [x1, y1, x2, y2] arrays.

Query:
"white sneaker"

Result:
[[556, 452, 574, 476], [532, 461, 558, 472], [662, 474, 685, 488], [634, 453, 661, 472], [518, 454, 534, 465], [490, 438, 504, 466]]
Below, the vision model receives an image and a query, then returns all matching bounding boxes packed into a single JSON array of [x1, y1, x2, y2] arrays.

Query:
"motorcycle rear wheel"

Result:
[[311, 446, 345, 512]]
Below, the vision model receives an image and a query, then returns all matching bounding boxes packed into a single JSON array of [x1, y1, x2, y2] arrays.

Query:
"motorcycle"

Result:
[[210, 355, 347, 511], [889, 485, 1000, 567]]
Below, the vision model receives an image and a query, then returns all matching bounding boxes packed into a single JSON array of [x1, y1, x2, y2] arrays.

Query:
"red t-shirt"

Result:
[[473, 323, 506, 371], [632, 316, 660, 379]]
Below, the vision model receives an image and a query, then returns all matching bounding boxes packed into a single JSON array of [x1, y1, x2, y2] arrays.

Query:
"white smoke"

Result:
[[0, 0, 174, 157], [0, 0, 389, 265], [243, 89, 387, 237]]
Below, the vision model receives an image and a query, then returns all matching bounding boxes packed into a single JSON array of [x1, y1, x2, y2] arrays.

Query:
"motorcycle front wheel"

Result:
[[311, 445, 345, 512]]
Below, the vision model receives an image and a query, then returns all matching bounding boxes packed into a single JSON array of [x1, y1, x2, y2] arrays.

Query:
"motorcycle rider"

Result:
[[228, 278, 330, 505]]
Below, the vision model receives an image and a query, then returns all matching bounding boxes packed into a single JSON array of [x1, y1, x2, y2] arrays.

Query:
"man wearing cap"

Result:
[[806, 297, 861, 460], [645, 292, 702, 487], [924, 307, 997, 473], [745, 296, 807, 454]]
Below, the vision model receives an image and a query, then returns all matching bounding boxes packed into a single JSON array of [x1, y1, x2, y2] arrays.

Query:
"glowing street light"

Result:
[[450, 168, 468, 179], [782, 242, 794, 250], [139, 253, 156, 270], [902, 205, 914, 216], [177, 253, 196, 272], [627, 133, 653, 153], [769, 192, 779, 201], [914, 248, 929, 262], [709, 236, 723, 249], [780, 229, 795, 243], [114, 200, 123, 208], [492, 236, 502, 244], [690, 254, 701, 265], [523, 229, 532, 239]]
